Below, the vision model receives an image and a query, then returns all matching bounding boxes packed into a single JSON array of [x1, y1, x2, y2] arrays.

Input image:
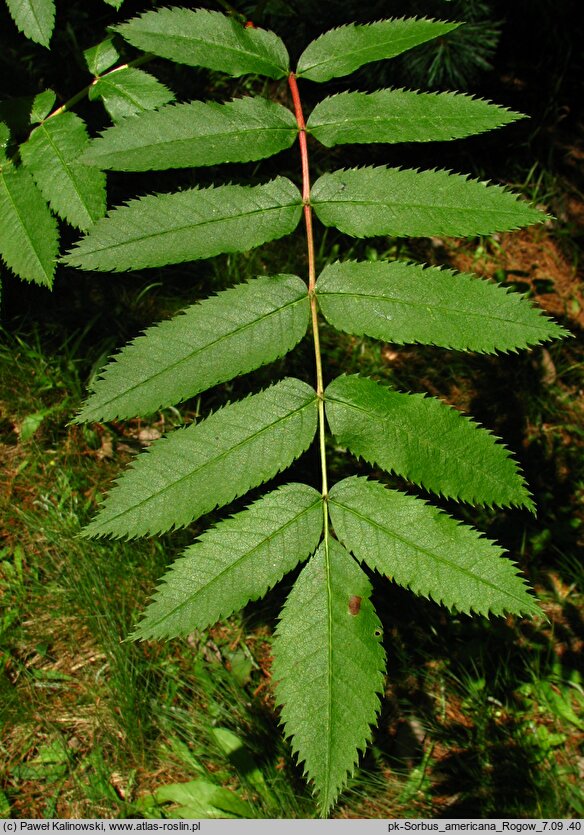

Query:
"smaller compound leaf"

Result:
[[315, 260, 568, 353], [76, 274, 310, 422], [273, 538, 385, 814], [0, 164, 58, 286], [311, 166, 545, 239], [115, 8, 289, 79], [6, 0, 55, 47], [325, 375, 533, 511], [307, 89, 524, 147], [132, 483, 323, 639], [84, 36, 121, 76], [329, 477, 541, 618], [88, 67, 175, 123], [63, 177, 302, 272], [296, 17, 459, 83], [102, 0, 124, 9], [83, 377, 318, 539], [81, 96, 298, 172], [20, 112, 106, 230]]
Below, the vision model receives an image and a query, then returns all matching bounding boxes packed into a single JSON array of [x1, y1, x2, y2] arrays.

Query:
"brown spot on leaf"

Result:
[[348, 595, 361, 616]]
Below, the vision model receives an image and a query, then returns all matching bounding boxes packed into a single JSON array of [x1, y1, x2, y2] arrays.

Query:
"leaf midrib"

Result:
[[318, 288, 551, 332], [143, 497, 321, 630], [73, 194, 301, 257], [92, 124, 297, 158], [313, 196, 524, 219], [91, 392, 317, 529], [330, 497, 530, 608], [82, 291, 307, 416]]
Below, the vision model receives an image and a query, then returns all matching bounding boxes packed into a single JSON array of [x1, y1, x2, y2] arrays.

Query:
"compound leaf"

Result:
[[132, 483, 323, 639], [76, 274, 310, 422], [83, 377, 318, 539], [81, 96, 298, 171], [316, 260, 567, 353], [325, 375, 533, 510], [307, 89, 524, 147], [88, 67, 175, 123], [296, 17, 458, 83], [329, 477, 541, 618], [63, 177, 302, 272], [0, 164, 58, 286], [115, 8, 289, 79], [6, 0, 55, 47], [273, 538, 385, 814], [311, 166, 545, 239], [20, 111, 106, 230]]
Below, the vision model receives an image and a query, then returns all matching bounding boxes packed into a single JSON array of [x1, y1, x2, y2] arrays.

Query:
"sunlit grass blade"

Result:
[[312, 166, 545, 239], [132, 483, 323, 639], [272, 538, 385, 814], [62, 177, 303, 272], [81, 97, 298, 171], [325, 374, 534, 510], [76, 274, 310, 422], [83, 378, 318, 539], [307, 89, 524, 147], [115, 7, 289, 79], [329, 477, 541, 617], [315, 260, 568, 352], [296, 17, 458, 83]]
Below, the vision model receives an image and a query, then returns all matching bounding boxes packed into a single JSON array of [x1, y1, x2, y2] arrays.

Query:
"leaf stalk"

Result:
[[288, 72, 329, 512]]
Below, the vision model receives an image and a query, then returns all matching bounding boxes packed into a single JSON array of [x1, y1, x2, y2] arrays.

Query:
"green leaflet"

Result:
[[273, 538, 385, 814], [76, 274, 310, 422], [115, 8, 289, 79], [132, 483, 323, 640], [83, 378, 318, 539], [325, 375, 533, 510], [6, 0, 55, 47], [329, 477, 541, 618], [84, 36, 120, 76], [20, 112, 106, 230], [311, 166, 545, 239], [296, 17, 459, 83], [81, 97, 298, 172], [307, 89, 523, 147], [315, 261, 567, 353], [30, 89, 56, 123], [88, 67, 175, 124], [0, 164, 58, 286], [62, 177, 303, 272]]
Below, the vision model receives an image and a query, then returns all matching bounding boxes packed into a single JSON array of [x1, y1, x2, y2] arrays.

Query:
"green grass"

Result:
[[1, 225, 583, 818]]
